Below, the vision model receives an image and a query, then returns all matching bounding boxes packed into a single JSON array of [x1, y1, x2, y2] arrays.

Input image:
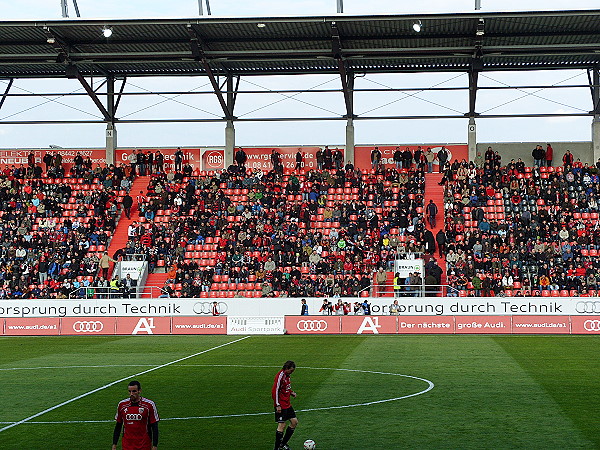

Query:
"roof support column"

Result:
[[468, 118, 477, 163], [590, 67, 600, 165], [224, 75, 238, 169], [105, 76, 117, 166], [345, 70, 355, 165], [345, 119, 355, 166], [467, 66, 480, 162]]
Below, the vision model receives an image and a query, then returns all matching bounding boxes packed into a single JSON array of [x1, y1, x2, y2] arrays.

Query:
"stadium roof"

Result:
[[1, 9, 600, 78]]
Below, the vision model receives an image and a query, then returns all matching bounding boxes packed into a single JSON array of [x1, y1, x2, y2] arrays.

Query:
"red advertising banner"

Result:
[[285, 316, 340, 334], [241, 146, 343, 172], [201, 149, 225, 171], [455, 316, 511, 334], [397, 316, 454, 334], [511, 315, 570, 334], [172, 316, 227, 335], [0, 148, 107, 172], [4, 317, 60, 336], [61, 317, 116, 336], [116, 148, 203, 170], [341, 315, 397, 334], [116, 317, 172, 335], [571, 316, 600, 335], [354, 144, 469, 171]]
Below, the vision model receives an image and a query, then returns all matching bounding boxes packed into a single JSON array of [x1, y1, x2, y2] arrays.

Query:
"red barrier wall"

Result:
[[2, 315, 600, 335]]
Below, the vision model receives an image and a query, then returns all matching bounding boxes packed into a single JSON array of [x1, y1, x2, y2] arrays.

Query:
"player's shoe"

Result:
[[279, 445, 290, 450]]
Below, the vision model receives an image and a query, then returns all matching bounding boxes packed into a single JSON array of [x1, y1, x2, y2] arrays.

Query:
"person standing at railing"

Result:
[[375, 267, 387, 297], [393, 272, 402, 297]]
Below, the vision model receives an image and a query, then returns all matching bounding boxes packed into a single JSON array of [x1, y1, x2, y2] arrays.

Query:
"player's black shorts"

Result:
[[274, 406, 296, 423]]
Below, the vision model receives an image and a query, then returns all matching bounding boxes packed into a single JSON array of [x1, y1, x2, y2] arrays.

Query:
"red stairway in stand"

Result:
[[104, 176, 150, 277], [143, 272, 170, 298], [424, 172, 447, 292]]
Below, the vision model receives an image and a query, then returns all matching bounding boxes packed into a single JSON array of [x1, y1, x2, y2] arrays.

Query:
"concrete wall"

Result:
[[477, 141, 593, 166]]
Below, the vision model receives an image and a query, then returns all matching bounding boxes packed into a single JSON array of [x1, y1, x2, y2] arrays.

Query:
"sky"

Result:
[[0, 0, 598, 149]]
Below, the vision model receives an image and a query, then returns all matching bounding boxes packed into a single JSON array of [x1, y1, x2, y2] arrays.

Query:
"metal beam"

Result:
[[72, 68, 112, 121], [0, 78, 13, 111], [187, 25, 234, 120], [588, 67, 600, 116], [331, 23, 354, 119], [107, 75, 116, 122], [467, 19, 483, 118], [226, 75, 240, 116], [114, 77, 127, 114], [0, 112, 594, 126]]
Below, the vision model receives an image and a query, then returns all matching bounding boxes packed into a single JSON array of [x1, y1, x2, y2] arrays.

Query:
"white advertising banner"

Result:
[[0, 297, 594, 318], [119, 261, 145, 280], [227, 317, 284, 335], [394, 259, 424, 280]]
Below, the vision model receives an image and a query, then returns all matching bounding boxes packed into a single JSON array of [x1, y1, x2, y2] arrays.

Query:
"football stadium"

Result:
[[1, 2, 600, 449]]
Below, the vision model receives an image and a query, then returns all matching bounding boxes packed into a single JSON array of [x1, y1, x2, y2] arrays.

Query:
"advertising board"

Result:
[[171, 316, 227, 334]]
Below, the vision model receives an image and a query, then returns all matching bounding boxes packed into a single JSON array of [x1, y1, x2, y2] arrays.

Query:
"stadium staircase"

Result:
[[424, 172, 447, 291], [105, 176, 150, 276], [143, 272, 170, 298], [371, 272, 395, 297]]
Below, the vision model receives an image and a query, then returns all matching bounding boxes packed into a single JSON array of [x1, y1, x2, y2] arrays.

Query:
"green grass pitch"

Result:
[[1, 335, 599, 449]]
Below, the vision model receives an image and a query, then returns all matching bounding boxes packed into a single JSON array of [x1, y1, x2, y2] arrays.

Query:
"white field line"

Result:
[[0, 364, 434, 425], [0, 336, 250, 433]]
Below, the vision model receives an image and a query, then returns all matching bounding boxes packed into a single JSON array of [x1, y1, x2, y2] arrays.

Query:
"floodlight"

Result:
[[102, 26, 113, 38], [476, 19, 485, 36], [412, 20, 422, 33], [257, 23, 266, 28]]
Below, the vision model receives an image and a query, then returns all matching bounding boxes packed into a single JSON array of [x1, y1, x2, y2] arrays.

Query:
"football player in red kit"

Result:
[[112, 380, 159, 450], [272, 360, 298, 450]]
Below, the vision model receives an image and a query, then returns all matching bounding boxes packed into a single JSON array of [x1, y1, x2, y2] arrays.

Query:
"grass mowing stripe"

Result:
[[0, 335, 250, 433], [494, 336, 600, 448]]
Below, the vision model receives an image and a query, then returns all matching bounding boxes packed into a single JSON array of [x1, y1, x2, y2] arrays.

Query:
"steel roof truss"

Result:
[[0, 78, 13, 112], [70, 67, 111, 121], [331, 22, 354, 119], [187, 24, 234, 120]]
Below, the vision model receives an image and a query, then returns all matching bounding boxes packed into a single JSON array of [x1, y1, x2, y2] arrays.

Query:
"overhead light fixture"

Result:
[[102, 26, 113, 38], [476, 19, 485, 36], [257, 23, 266, 28], [412, 20, 422, 33]]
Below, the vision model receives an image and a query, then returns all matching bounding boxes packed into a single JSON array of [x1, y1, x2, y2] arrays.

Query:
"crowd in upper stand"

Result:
[[128, 151, 438, 298], [2, 144, 600, 299], [441, 146, 600, 297], [0, 152, 130, 298]]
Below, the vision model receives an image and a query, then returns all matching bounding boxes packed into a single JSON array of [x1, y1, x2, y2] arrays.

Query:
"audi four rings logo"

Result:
[[584, 320, 600, 332], [296, 320, 328, 331], [72, 321, 104, 332], [576, 301, 600, 314], [193, 301, 228, 315], [125, 414, 143, 421]]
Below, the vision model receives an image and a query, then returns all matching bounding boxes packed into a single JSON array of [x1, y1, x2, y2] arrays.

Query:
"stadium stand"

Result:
[[442, 152, 600, 297], [127, 161, 439, 298], [0, 155, 132, 299]]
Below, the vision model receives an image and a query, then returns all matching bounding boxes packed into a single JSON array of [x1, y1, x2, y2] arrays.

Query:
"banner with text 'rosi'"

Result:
[[0, 298, 594, 319]]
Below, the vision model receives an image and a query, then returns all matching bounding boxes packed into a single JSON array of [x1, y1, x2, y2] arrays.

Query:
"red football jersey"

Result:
[[115, 397, 159, 450], [272, 369, 292, 409]]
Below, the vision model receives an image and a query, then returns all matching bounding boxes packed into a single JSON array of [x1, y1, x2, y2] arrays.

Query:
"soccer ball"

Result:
[[303, 439, 316, 449]]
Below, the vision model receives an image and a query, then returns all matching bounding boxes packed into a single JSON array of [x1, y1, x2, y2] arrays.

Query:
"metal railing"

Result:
[[361, 284, 457, 297], [68, 285, 137, 299]]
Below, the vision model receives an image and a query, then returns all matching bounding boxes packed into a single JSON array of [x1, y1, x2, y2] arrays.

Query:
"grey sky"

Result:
[[0, 1, 598, 149]]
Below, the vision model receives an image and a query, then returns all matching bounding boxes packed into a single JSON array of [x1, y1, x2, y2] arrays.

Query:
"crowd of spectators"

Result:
[[442, 148, 600, 297], [127, 160, 432, 298], [0, 153, 132, 299]]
